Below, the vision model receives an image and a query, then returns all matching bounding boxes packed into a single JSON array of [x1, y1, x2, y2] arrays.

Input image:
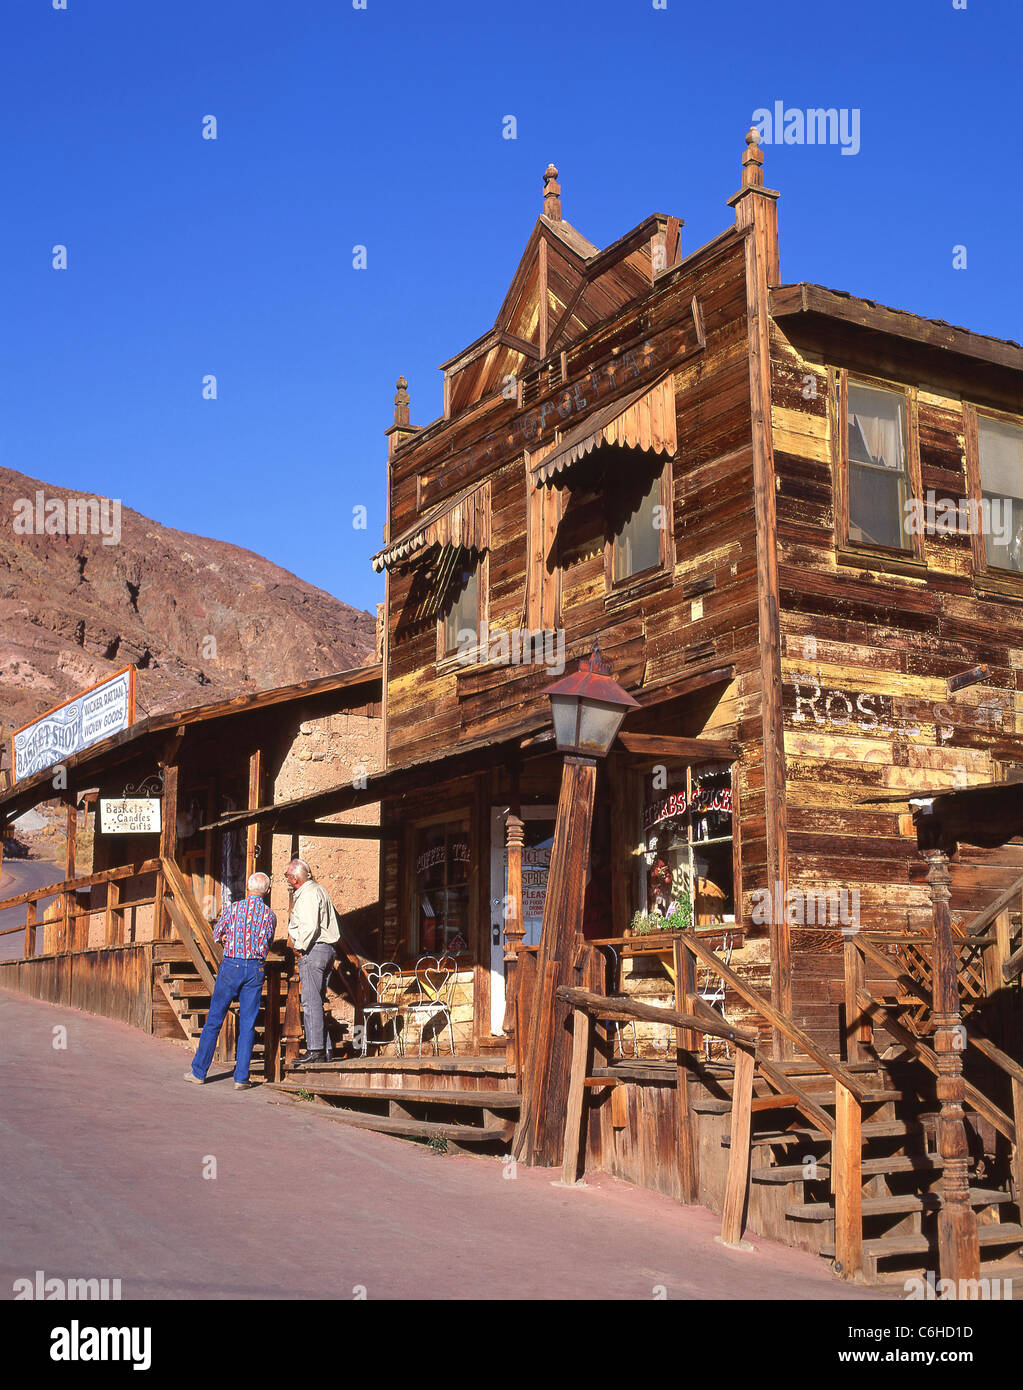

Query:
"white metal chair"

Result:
[[697, 933, 733, 1060], [359, 961, 405, 1057], [598, 945, 638, 1059], [404, 955, 457, 1056]]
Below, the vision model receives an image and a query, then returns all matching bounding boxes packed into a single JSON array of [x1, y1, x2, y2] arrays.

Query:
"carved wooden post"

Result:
[[927, 847, 981, 1292], [501, 814, 526, 1071]]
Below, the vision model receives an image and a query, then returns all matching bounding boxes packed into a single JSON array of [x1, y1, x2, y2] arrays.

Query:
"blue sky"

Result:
[[2, 0, 1020, 615]]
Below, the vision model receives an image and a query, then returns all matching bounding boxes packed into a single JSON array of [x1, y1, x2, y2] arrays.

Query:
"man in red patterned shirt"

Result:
[[183, 872, 277, 1090]]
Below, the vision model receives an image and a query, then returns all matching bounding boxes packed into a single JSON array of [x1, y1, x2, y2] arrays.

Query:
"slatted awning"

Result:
[[531, 374, 677, 486], [372, 480, 490, 573]]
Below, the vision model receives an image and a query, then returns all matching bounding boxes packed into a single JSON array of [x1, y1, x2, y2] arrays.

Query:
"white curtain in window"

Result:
[[850, 385, 905, 471], [979, 417, 1023, 499]]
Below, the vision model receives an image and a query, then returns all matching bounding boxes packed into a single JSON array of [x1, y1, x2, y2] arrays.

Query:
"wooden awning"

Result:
[[372, 480, 490, 573], [531, 375, 677, 486]]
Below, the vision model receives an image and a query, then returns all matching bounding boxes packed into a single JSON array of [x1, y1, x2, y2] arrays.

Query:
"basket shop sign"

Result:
[[11, 667, 136, 783], [99, 798, 162, 835]]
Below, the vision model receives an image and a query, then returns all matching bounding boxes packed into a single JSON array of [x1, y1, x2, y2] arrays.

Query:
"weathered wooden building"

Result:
[[3, 132, 1021, 1289]]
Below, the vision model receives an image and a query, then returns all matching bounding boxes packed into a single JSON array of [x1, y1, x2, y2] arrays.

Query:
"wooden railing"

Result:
[[0, 858, 162, 956], [0, 855, 289, 1081]]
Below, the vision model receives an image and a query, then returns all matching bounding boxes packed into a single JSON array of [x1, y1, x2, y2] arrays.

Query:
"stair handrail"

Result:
[[960, 868, 1023, 939], [678, 931, 870, 1101], [852, 932, 1023, 1091], [160, 855, 220, 991]]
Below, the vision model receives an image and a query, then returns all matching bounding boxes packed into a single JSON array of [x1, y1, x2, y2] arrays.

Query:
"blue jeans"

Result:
[[191, 958, 265, 1083]]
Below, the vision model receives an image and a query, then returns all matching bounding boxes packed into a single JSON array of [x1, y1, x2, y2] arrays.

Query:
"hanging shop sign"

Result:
[[11, 667, 136, 783], [99, 797, 162, 835]]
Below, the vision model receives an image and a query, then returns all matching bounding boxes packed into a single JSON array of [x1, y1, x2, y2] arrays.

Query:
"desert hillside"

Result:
[[0, 467, 377, 750]]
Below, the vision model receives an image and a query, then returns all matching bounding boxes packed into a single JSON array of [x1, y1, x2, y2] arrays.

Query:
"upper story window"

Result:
[[846, 381, 910, 550], [976, 413, 1023, 573], [834, 372, 922, 562], [612, 470, 665, 583], [438, 551, 483, 659]]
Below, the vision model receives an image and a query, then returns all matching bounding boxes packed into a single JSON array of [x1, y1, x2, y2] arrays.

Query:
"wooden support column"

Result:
[[24, 900, 37, 958], [61, 795, 77, 953], [843, 936, 868, 1063], [156, 760, 179, 941], [728, 130, 790, 1056], [245, 749, 264, 882], [834, 1080, 863, 1280], [264, 964, 283, 1082], [105, 879, 121, 947], [501, 814, 526, 1072], [514, 755, 597, 1165], [673, 937, 699, 1203], [282, 946, 303, 1071], [927, 847, 981, 1292], [560, 1007, 591, 1185], [720, 1043, 755, 1246]]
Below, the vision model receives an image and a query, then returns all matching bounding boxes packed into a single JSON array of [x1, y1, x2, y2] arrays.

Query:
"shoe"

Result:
[[183, 1070, 204, 1085], [293, 1049, 326, 1066], [234, 1080, 254, 1091]]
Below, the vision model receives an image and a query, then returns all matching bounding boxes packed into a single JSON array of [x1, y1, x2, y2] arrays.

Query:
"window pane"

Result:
[[847, 383, 909, 550], [442, 562, 478, 654], [613, 473, 662, 581], [415, 819, 470, 955], [978, 416, 1023, 572]]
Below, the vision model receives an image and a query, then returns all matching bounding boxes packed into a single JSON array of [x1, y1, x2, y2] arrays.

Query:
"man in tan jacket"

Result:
[[284, 858, 341, 1065]]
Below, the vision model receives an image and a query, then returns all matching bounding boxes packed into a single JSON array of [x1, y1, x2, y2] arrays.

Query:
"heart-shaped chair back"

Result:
[[414, 954, 457, 1005]]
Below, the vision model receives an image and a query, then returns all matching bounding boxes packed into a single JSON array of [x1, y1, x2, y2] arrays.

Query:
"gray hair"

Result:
[[247, 871, 271, 896], [285, 858, 311, 883]]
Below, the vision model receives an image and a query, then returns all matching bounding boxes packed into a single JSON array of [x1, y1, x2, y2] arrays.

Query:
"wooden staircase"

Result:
[[711, 1055, 1023, 1290], [153, 942, 286, 1072], [266, 1056, 519, 1152]]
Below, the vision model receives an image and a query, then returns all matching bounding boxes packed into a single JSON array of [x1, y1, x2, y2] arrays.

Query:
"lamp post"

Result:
[[514, 644, 639, 1166]]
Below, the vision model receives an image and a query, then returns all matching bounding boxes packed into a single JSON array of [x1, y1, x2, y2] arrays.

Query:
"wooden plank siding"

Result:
[[771, 318, 1023, 1051]]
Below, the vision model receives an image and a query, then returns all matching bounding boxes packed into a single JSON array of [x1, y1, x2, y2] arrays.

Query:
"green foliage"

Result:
[[629, 895, 692, 936]]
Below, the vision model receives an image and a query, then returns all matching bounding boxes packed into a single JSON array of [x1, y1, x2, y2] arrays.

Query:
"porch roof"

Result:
[[530, 373, 677, 486], [199, 662, 738, 835], [861, 775, 1023, 849], [0, 662, 382, 829]]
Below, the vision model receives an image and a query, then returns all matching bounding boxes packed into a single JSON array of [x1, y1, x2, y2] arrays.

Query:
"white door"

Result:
[[488, 805, 556, 1035]]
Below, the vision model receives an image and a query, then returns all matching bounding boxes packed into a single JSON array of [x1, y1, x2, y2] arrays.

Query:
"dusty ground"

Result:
[[0, 987, 893, 1302]]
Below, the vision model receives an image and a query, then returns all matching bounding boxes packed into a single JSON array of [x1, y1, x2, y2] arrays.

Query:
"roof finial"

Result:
[[742, 127, 764, 189], [543, 163, 562, 221], [393, 375, 410, 427]]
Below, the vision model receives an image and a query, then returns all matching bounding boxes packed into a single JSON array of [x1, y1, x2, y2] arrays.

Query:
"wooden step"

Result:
[[822, 1223, 1023, 1262], [788, 1188, 1013, 1221], [270, 1080, 519, 1109], [271, 1098, 512, 1146], [293, 1055, 511, 1075], [725, 1117, 930, 1150], [753, 1153, 968, 1184]]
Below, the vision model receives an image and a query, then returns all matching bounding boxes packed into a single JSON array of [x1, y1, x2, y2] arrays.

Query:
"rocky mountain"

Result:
[[0, 467, 377, 748]]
